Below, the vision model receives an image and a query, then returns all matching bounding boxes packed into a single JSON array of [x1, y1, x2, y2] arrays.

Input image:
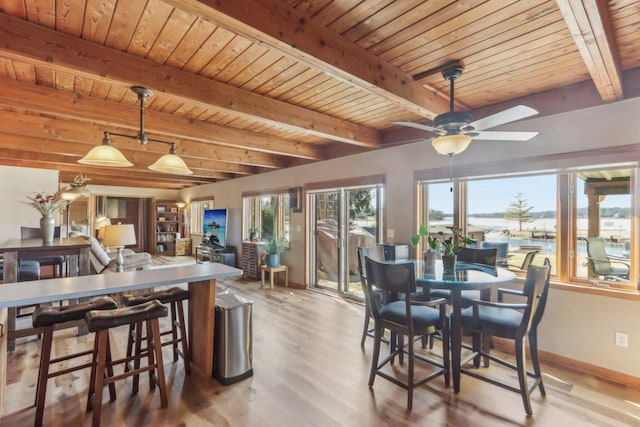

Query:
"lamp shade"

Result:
[[148, 153, 193, 175], [78, 144, 133, 167], [102, 224, 136, 247], [431, 134, 472, 156]]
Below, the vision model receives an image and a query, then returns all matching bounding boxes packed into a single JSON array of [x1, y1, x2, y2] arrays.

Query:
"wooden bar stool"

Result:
[[32, 296, 118, 427], [120, 287, 191, 374], [85, 300, 168, 427]]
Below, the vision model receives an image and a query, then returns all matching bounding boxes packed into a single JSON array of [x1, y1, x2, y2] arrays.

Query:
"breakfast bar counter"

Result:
[[0, 262, 242, 417]]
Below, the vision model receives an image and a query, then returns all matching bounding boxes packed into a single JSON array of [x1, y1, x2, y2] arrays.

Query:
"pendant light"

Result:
[[78, 86, 192, 175]]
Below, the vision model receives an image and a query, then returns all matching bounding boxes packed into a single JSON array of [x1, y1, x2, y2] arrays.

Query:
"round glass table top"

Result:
[[415, 260, 516, 288]]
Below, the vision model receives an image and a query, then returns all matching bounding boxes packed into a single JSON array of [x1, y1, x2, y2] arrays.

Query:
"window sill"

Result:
[[550, 279, 640, 300]]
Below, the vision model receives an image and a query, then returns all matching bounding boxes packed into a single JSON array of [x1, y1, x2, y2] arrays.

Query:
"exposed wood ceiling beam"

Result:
[[0, 111, 256, 179], [163, 0, 450, 120], [58, 171, 212, 189], [555, 0, 623, 101], [0, 77, 324, 162], [0, 12, 379, 147]]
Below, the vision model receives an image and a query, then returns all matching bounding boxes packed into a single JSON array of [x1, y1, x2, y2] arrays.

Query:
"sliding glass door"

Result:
[[309, 185, 383, 299]]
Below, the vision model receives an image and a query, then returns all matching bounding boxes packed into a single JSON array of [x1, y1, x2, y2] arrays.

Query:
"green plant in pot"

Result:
[[441, 227, 476, 272], [410, 224, 440, 272], [249, 227, 260, 242], [264, 237, 288, 267]]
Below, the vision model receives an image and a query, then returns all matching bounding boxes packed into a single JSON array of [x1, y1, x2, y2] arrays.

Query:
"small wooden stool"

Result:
[[120, 287, 191, 374], [260, 265, 288, 290], [85, 300, 169, 427], [32, 296, 118, 427]]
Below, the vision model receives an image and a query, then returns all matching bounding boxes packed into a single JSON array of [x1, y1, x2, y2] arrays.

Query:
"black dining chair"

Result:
[[364, 256, 449, 410], [357, 245, 386, 347], [460, 258, 551, 416]]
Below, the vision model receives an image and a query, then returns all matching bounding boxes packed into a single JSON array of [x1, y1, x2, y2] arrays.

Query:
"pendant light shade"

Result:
[[148, 145, 193, 175], [78, 133, 133, 167], [431, 134, 472, 156]]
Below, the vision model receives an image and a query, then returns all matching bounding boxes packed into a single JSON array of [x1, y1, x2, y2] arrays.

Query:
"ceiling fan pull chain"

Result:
[[449, 154, 454, 192]]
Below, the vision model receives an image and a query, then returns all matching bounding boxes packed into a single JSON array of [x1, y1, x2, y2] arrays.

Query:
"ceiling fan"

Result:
[[393, 65, 539, 156]]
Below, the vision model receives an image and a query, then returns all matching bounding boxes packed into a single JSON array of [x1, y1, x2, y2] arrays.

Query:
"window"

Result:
[[189, 199, 214, 235], [467, 174, 557, 275], [242, 192, 290, 241], [416, 163, 636, 291]]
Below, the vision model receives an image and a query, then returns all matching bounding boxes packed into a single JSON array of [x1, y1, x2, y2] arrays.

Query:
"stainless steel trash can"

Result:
[[214, 293, 253, 385]]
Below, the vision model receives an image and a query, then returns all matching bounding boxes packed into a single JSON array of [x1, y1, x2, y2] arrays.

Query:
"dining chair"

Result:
[[460, 258, 551, 416], [364, 256, 449, 410], [357, 245, 386, 347]]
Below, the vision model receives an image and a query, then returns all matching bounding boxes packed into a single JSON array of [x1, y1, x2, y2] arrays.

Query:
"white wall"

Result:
[[180, 97, 640, 378], [0, 166, 60, 242]]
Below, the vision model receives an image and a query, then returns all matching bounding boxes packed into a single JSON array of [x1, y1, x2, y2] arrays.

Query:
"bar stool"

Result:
[[85, 300, 168, 427], [32, 296, 118, 427], [120, 287, 191, 374]]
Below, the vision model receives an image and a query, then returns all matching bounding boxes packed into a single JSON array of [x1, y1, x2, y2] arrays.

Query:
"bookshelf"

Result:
[[153, 200, 182, 256]]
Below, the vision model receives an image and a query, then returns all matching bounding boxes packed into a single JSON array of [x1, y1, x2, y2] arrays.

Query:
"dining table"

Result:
[[416, 260, 516, 393]]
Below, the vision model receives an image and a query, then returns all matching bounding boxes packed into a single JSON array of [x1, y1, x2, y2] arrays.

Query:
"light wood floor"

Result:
[[3, 277, 640, 426]]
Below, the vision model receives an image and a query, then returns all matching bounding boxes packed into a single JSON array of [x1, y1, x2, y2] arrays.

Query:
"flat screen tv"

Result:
[[203, 208, 228, 248]]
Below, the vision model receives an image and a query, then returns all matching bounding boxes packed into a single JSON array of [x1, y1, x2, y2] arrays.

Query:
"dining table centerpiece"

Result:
[[26, 190, 65, 244], [441, 227, 476, 272], [410, 224, 440, 273]]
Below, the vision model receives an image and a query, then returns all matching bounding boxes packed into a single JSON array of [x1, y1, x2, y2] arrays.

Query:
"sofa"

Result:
[[73, 233, 152, 274]]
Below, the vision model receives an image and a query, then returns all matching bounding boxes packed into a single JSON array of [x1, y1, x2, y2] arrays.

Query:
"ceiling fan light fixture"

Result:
[[148, 145, 193, 175], [78, 134, 133, 167], [431, 134, 472, 156]]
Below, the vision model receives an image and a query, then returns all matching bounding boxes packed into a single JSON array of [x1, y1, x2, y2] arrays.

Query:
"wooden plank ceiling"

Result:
[[0, 0, 638, 189]]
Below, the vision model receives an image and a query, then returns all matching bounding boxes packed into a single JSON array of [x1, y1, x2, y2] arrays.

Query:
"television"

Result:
[[203, 208, 228, 248]]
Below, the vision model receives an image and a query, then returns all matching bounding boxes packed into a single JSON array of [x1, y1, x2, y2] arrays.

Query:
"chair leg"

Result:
[[124, 323, 135, 373], [150, 319, 168, 408], [86, 334, 100, 412], [472, 330, 482, 368], [369, 325, 382, 387], [176, 300, 192, 375], [442, 320, 450, 387], [170, 302, 178, 362], [34, 325, 54, 427], [407, 334, 414, 410], [515, 336, 533, 416], [132, 321, 143, 395], [360, 302, 370, 348], [529, 330, 545, 396], [146, 320, 156, 391], [91, 330, 109, 427]]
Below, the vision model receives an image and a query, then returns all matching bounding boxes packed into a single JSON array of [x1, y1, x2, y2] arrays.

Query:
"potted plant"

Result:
[[440, 227, 476, 272], [410, 224, 440, 271], [249, 227, 260, 242], [264, 237, 288, 267]]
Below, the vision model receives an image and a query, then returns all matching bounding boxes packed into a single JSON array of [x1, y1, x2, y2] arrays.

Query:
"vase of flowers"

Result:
[[27, 190, 64, 244]]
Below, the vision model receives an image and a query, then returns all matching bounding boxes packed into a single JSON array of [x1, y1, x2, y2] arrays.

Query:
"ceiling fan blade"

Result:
[[469, 105, 538, 131], [474, 131, 539, 141], [392, 121, 445, 135]]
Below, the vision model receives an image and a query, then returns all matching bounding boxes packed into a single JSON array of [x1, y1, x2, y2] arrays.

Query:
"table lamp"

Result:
[[102, 224, 136, 272], [95, 217, 112, 241]]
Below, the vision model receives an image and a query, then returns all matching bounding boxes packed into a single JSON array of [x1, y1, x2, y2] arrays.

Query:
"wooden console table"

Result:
[[0, 262, 242, 417]]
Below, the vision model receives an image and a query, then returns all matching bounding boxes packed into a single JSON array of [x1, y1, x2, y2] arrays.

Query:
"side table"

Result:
[[260, 265, 288, 290]]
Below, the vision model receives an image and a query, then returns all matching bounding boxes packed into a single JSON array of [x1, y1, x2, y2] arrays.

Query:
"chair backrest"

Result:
[[357, 245, 385, 279], [520, 250, 539, 270], [21, 226, 61, 239], [457, 247, 498, 266], [585, 237, 611, 273], [364, 256, 417, 329], [481, 242, 508, 260], [519, 259, 551, 336]]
